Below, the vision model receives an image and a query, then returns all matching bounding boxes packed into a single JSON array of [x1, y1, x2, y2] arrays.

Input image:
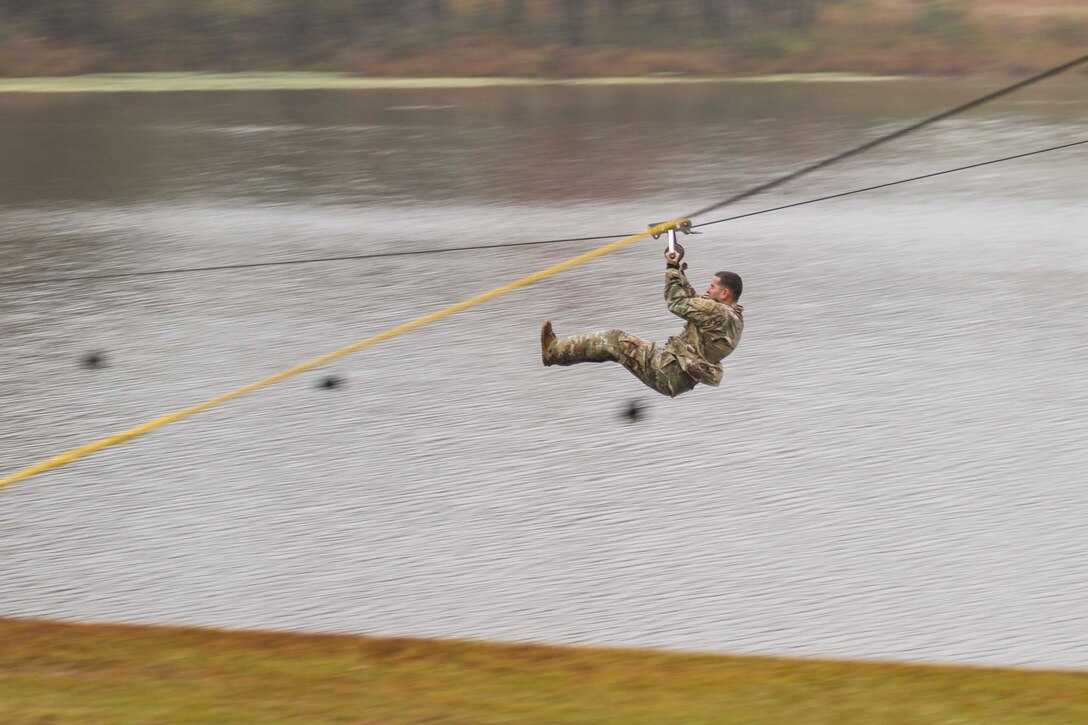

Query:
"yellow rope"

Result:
[[0, 219, 688, 490]]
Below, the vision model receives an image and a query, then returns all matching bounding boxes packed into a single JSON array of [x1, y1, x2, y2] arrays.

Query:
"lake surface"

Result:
[[1, 76, 1086, 670]]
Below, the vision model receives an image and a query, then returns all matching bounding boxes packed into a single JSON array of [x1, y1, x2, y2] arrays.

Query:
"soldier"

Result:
[[541, 249, 744, 397]]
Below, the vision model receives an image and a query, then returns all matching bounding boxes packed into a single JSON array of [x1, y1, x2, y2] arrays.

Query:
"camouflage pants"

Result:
[[550, 329, 697, 398]]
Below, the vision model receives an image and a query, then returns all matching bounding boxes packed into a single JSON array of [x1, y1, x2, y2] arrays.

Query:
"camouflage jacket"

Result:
[[663, 267, 744, 387]]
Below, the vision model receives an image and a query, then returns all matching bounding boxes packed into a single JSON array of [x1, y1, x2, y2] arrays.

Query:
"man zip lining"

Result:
[[541, 236, 743, 398]]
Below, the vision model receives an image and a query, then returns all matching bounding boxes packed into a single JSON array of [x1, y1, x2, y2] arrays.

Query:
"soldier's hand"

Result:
[[664, 250, 682, 267]]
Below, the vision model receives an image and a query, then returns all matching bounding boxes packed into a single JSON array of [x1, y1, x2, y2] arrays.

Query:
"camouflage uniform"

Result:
[[543, 267, 744, 397]]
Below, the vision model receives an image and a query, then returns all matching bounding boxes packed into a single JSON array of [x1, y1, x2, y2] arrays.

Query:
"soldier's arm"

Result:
[[665, 266, 697, 299], [665, 268, 721, 324]]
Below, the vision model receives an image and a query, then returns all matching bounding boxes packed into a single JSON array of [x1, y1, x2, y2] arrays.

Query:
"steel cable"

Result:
[[3, 139, 1083, 289]]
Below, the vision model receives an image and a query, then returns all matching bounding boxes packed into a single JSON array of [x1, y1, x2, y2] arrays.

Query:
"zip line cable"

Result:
[[692, 139, 1087, 229], [0, 222, 672, 490], [684, 51, 1088, 219], [0, 232, 628, 288], [3, 139, 1084, 289], [3, 54, 1087, 490]]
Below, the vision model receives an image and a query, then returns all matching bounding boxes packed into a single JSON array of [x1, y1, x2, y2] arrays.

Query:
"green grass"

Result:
[[1, 617, 1086, 724], [0, 72, 538, 92], [0, 70, 904, 93]]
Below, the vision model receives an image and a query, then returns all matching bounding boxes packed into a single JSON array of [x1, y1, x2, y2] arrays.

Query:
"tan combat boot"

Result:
[[541, 320, 558, 366]]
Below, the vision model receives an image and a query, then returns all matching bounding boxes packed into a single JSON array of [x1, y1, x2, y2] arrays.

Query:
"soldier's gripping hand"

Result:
[[664, 249, 682, 268]]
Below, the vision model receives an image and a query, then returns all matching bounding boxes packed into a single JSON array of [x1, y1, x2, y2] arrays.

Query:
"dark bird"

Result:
[[622, 399, 646, 423], [319, 375, 343, 390], [81, 351, 106, 369]]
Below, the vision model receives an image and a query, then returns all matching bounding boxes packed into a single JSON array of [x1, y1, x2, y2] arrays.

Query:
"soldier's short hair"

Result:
[[715, 271, 743, 300]]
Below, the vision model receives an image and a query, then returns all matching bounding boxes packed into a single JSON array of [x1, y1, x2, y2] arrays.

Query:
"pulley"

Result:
[[665, 228, 685, 263], [648, 218, 699, 263]]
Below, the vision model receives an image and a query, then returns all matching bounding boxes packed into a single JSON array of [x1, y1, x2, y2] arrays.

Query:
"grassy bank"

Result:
[[1, 617, 1086, 724], [0, 71, 905, 93]]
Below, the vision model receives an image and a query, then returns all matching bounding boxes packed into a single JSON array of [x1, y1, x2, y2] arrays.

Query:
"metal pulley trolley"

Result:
[[649, 218, 699, 264]]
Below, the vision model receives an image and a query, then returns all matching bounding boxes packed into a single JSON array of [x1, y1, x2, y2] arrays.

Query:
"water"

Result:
[[1, 77, 1086, 670]]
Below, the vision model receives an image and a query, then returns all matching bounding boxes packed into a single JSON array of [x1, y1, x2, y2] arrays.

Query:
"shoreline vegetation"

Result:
[[2, 617, 1087, 724], [0, 71, 915, 93], [0, 2, 1086, 83]]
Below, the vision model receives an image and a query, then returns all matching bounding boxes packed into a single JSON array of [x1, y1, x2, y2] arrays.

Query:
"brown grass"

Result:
[[1, 617, 1087, 724]]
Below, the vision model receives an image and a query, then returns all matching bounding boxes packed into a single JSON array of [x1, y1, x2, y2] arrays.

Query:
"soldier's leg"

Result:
[[543, 324, 633, 366], [618, 345, 698, 397], [542, 322, 696, 397], [642, 351, 699, 398]]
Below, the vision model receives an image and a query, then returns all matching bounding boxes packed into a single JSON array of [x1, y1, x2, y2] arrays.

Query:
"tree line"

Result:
[[0, 1, 825, 60]]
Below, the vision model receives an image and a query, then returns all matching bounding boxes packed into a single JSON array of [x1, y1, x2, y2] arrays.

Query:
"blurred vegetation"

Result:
[[0, 0, 1084, 76]]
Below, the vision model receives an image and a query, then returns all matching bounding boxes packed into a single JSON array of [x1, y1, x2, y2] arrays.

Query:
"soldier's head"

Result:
[[707, 271, 742, 304]]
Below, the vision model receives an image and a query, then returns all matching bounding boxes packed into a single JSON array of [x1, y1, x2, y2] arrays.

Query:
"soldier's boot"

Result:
[[546, 330, 619, 367], [541, 320, 559, 366]]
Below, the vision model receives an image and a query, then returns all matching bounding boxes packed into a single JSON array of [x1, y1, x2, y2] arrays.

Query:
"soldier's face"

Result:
[[706, 275, 731, 303]]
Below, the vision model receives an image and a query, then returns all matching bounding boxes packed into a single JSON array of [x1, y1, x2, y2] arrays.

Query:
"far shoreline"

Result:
[[0, 70, 981, 94]]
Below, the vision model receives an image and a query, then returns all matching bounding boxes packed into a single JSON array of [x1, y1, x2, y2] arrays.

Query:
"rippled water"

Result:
[[1, 77, 1086, 669]]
